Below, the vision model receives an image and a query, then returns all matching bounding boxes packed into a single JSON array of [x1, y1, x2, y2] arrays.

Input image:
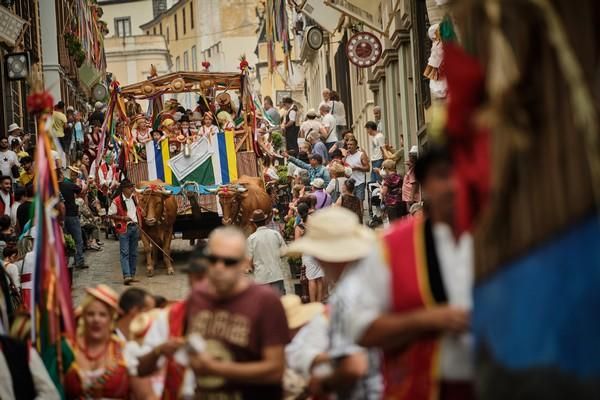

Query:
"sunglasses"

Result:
[[205, 254, 242, 267]]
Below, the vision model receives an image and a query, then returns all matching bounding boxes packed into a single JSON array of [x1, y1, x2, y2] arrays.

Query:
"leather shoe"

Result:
[[124, 277, 133, 285]]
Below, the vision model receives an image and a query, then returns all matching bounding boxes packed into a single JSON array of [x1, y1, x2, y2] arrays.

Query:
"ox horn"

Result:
[[135, 187, 146, 193], [236, 187, 247, 192]]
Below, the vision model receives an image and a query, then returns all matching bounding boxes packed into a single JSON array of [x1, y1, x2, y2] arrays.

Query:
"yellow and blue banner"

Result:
[[211, 130, 238, 184], [146, 139, 172, 184]]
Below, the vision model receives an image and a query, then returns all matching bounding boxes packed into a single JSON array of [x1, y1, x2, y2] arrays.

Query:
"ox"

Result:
[[217, 176, 272, 235], [136, 181, 178, 276]]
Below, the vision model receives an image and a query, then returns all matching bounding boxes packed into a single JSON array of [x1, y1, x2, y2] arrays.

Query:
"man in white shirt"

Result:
[[0, 137, 19, 178], [320, 104, 337, 151], [7, 123, 23, 145], [0, 176, 13, 217], [247, 209, 287, 295], [366, 121, 385, 183], [108, 179, 141, 285], [281, 97, 300, 153], [299, 109, 323, 140]]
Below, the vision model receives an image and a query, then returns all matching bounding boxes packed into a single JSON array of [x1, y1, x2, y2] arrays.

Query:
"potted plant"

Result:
[[64, 234, 76, 257]]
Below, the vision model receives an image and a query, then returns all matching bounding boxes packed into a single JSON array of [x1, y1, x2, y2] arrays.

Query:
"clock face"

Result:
[[346, 32, 382, 68], [92, 84, 108, 101], [6, 53, 28, 80], [307, 26, 324, 50]]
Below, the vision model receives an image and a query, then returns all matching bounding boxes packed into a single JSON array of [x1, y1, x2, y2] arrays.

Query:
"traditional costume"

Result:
[[380, 216, 473, 400]]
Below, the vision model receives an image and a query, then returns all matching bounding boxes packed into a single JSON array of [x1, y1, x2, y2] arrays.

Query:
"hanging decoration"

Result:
[[201, 61, 211, 71], [423, 23, 447, 99], [346, 32, 382, 68], [264, 0, 293, 76]]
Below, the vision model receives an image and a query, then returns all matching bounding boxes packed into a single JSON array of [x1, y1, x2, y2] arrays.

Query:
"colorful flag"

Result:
[[146, 139, 172, 184], [213, 130, 238, 184]]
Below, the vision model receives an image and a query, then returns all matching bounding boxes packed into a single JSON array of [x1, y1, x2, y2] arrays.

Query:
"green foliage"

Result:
[[64, 234, 76, 255], [64, 32, 86, 67], [271, 131, 283, 150], [276, 165, 288, 185]]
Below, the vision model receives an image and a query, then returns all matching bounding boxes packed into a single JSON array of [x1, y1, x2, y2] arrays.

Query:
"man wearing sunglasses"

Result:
[[139, 226, 289, 399]]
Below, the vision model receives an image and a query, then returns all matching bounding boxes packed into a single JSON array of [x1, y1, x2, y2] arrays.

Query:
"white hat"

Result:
[[94, 101, 104, 110], [286, 207, 376, 262], [66, 106, 75, 112], [306, 109, 317, 118], [310, 178, 325, 189], [7, 123, 21, 133], [409, 145, 419, 154]]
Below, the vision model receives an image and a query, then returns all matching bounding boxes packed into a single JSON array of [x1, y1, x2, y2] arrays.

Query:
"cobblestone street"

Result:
[[72, 237, 296, 305], [72, 238, 195, 305]]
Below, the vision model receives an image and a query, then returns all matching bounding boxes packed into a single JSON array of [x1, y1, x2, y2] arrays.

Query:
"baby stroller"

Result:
[[367, 181, 384, 228]]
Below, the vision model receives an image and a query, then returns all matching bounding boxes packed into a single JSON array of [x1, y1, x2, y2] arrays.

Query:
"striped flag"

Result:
[[212, 130, 238, 184], [146, 139, 172, 184]]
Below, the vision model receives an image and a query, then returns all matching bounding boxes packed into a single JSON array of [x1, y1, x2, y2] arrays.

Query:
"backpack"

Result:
[[330, 179, 341, 203]]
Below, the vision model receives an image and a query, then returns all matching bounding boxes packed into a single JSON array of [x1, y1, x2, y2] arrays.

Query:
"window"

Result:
[[191, 46, 197, 71], [115, 17, 131, 37], [184, 51, 189, 71], [146, 30, 149, 35], [182, 8, 186, 35], [190, 2, 194, 29], [166, 27, 170, 43], [153, 27, 156, 35], [176, 56, 180, 71], [174, 14, 178, 40], [160, 23, 163, 35]]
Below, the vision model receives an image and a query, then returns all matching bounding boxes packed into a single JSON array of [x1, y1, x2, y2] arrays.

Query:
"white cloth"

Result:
[[287, 109, 297, 122], [345, 151, 366, 185], [0, 345, 61, 400], [0, 192, 11, 216], [5, 262, 20, 288], [21, 251, 34, 289], [247, 226, 287, 284], [198, 124, 218, 138], [370, 132, 386, 161], [330, 100, 347, 126], [108, 194, 138, 223], [321, 113, 337, 143], [327, 253, 383, 399], [285, 312, 329, 377], [10, 201, 20, 226], [0, 150, 19, 177], [346, 226, 475, 381]]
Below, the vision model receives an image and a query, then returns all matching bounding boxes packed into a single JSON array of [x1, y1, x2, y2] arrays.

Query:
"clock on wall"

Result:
[[346, 32, 382, 68]]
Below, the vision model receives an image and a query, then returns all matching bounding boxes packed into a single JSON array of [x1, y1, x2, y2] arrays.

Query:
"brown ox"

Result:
[[136, 180, 178, 276], [217, 176, 272, 235]]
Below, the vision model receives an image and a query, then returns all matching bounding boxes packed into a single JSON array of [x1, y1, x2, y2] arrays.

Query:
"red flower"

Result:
[[27, 91, 54, 115], [201, 61, 211, 70]]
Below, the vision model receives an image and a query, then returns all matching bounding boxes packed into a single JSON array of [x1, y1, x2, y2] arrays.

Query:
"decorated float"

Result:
[[99, 61, 266, 240]]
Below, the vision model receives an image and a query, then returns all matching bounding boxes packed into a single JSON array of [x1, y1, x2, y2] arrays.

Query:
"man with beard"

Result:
[[137, 228, 289, 399]]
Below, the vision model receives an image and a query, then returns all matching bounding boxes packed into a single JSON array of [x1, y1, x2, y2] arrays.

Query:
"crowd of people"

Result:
[[0, 88, 448, 400]]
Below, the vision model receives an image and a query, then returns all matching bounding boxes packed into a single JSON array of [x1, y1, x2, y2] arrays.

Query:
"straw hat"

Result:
[[85, 284, 119, 311], [216, 92, 231, 107], [306, 109, 317, 118], [281, 294, 324, 330], [67, 165, 81, 175], [286, 207, 375, 262]]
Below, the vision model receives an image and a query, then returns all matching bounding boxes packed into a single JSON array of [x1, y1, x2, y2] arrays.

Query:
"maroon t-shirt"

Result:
[[186, 282, 289, 400]]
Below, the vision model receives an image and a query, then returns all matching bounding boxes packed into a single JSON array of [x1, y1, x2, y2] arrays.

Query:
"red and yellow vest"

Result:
[[112, 195, 142, 235], [381, 217, 447, 400]]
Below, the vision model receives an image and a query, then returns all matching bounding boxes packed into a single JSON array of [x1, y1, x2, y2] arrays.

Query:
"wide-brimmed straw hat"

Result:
[[281, 294, 324, 330], [85, 284, 119, 311], [286, 207, 375, 262]]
